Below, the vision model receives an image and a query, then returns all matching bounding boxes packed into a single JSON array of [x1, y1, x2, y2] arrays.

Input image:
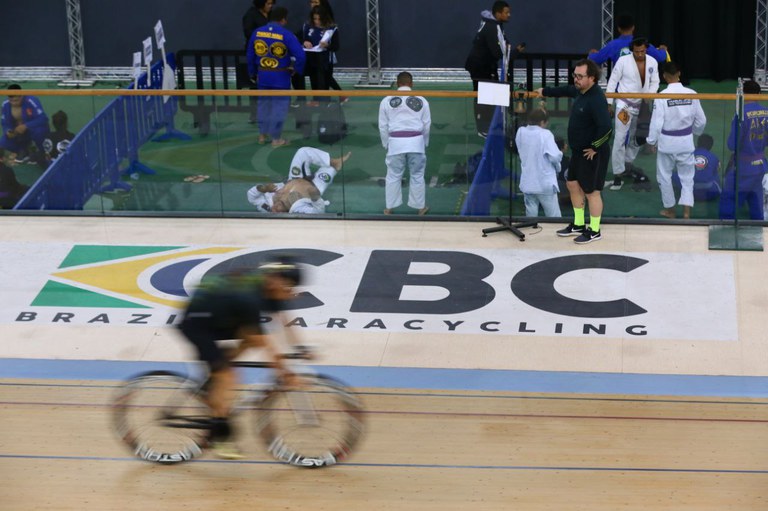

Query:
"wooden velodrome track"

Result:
[[3, 216, 768, 509], [3, 380, 768, 509]]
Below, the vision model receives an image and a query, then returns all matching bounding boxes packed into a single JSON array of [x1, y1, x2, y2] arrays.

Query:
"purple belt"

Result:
[[738, 154, 766, 164], [661, 126, 693, 137], [389, 131, 422, 138]]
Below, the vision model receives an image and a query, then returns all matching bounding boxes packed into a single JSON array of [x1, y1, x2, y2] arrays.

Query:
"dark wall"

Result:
[[615, 0, 755, 81], [0, 0, 602, 68]]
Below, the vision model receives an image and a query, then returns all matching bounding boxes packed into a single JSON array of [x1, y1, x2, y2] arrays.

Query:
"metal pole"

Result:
[[601, 0, 614, 47], [755, 0, 767, 85], [356, 0, 386, 88], [60, 0, 93, 86]]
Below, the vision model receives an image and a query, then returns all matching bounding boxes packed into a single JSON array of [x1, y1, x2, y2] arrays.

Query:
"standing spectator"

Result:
[[536, 59, 613, 244], [247, 7, 306, 148], [301, 6, 338, 105], [378, 72, 431, 216], [646, 62, 706, 219], [242, 0, 274, 46], [605, 38, 660, 190], [588, 14, 668, 66], [242, 0, 275, 124], [672, 134, 721, 203], [464, 1, 512, 138], [719, 80, 768, 220], [0, 84, 49, 166], [515, 109, 562, 217]]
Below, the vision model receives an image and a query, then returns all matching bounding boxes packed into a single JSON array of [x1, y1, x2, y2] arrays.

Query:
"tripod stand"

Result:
[[481, 93, 537, 241]]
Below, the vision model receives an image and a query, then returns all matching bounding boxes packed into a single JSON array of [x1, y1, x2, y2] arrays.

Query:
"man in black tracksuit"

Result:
[[464, 1, 511, 137], [537, 59, 612, 244]]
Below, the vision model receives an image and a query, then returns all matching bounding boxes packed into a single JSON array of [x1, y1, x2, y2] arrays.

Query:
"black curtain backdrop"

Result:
[[615, 0, 755, 81]]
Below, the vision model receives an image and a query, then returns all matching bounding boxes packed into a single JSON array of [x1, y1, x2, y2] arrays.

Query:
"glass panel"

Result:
[[1, 86, 757, 225]]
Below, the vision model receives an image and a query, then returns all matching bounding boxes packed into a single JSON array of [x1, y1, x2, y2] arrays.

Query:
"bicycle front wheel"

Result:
[[255, 374, 365, 468], [112, 371, 209, 464]]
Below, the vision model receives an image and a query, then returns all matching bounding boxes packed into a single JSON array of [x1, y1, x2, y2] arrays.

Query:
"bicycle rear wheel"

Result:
[[112, 371, 209, 464], [254, 374, 365, 468]]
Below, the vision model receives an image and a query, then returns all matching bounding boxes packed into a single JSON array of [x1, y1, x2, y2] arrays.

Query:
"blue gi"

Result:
[[673, 147, 721, 201], [719, 102, 768, 219], [247, 22, 306, 140], [589, 35, 669, 67], [0, 95, 50, 155]]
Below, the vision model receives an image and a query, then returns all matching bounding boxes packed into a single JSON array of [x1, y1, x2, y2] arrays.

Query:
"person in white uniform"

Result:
[[515, 108, 563, 217], [246, 146, 350, 213], [646, 61, 706, 219], [378, 71, 431, 215], [605, 37, 660, 190]]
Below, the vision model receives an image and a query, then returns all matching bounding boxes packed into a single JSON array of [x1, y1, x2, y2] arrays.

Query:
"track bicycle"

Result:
[[112, 348, 365, 468]]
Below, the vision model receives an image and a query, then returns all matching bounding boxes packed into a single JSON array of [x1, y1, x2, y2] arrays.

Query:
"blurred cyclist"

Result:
[[178, 256, 305, 459]]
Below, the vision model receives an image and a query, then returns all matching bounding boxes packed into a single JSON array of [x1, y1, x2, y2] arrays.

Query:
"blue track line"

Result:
[[3, 358, 768, 397]]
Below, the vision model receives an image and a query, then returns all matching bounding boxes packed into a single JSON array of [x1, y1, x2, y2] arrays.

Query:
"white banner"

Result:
[[154, 20, 166, 50], [0, 243, 738, 342]]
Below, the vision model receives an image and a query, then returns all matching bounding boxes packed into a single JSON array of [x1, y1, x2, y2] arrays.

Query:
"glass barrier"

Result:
[[0, 87, 761, 224]]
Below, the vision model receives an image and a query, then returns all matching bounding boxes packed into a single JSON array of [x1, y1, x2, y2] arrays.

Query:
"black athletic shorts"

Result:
[[567, 145, 610, 194], [178, 318, 235, 373]]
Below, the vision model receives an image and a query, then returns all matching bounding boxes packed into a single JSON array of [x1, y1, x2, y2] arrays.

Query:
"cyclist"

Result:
[[178, 257, 305, 459]]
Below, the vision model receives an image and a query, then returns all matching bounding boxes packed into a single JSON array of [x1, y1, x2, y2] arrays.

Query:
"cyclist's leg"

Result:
[[179, 322, 243, 458]]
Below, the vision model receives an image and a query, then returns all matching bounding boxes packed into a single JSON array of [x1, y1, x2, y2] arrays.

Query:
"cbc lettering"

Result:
[[16, 249, 651, 335]]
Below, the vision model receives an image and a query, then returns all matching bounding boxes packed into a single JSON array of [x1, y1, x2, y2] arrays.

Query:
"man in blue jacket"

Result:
[[464, 1, 513, 138], [247, 7, 306, 148], [588, 14, 668, 67], [0, 84, 49, 165]]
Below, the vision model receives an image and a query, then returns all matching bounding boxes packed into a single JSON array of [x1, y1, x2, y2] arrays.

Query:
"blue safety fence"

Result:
[[461, 107, 512, 216], [14, 53, 189, 210]]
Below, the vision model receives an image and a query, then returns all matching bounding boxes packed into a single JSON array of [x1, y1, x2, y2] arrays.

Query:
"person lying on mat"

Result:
[[246, 146, 349, 213]]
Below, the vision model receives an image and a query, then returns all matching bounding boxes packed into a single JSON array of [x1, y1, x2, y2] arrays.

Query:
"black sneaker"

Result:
[[574, 228, 602, 244], [556, 223, 586, 237], [608, 176, 623, 191]]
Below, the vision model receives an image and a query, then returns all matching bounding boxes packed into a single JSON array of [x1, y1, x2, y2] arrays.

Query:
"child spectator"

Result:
[[44, 110, 75, 161], [672, 133, 721, 202], [515, 108, 563, 217]]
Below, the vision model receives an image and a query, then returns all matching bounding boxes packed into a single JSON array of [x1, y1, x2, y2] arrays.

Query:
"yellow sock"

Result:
[[590, 216, 601, 232], [574, 208, 585, 226]]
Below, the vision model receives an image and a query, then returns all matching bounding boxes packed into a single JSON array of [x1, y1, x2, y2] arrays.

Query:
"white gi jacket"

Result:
[[515, 125, 562, 194], [606, 54, 660, 111], [647, 82, 706, 154], [378, 86, 431, 156], [246, 182, 284, 212]]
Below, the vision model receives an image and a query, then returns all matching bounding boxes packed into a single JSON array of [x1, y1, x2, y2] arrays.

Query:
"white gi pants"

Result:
[[611, 105, 641, 176], [385, 152, 426, 209], [289, 147, 337, 196], [657, 151, 695, 208], [523, 193, 561, 218]]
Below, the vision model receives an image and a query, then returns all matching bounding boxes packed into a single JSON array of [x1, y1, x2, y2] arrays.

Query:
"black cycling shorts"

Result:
[[178, 319, 234, 373]]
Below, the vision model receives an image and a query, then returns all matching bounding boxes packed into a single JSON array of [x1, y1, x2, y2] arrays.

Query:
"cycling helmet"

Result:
[[257, 257, 302, 286]]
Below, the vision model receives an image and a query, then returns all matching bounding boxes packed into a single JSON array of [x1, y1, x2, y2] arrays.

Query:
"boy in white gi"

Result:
[[605, 37, 660, 190], [647, 61, 706, 219], [246, 146, 350, 213], [378, 71, 431, 215], [515, 108, 563, 217]]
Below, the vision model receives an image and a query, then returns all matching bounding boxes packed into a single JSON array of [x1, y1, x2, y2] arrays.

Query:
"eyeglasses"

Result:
[[572, 73, 587, 80]]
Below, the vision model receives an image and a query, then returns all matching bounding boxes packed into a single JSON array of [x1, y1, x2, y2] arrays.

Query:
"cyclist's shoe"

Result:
[[211, 441, 244, 460]]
